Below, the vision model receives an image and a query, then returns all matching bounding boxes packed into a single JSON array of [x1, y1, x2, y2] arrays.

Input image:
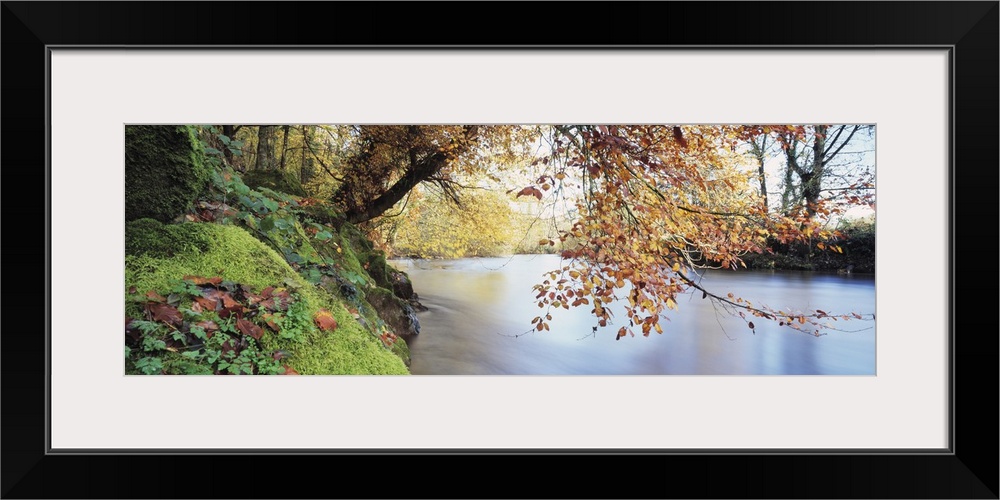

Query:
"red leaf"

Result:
[[196, 320, 218, 330], [145, 290, 166, 303], [673, 126, 688, 148], [748, 322, 755, 330], [204, 289, 242, 317], [282, 365, 300, 375], [266, 289, 292, 311], [314, 310, 338, 332], [194, 296, 218, 311], [236, 318, 264, 341], [516, 186, 543, 201], [146, 303, 183, 326], [184, 275, 223, 287]]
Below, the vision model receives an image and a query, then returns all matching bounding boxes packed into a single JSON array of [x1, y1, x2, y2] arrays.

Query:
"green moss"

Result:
[[331, 229, 371, 284], [125, 125, 210, 222], [126, 218, 213, 258], [338, 222, 397, 290], [241, 169, 307, 197], [125, 222, 408, 375], [301, 204, 345, 226]]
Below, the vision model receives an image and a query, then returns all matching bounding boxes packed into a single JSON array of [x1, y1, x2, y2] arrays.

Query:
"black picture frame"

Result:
[[3, 2, 996, 498]]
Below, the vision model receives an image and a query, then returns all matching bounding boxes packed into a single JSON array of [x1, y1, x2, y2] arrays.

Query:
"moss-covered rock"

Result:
[[338, 223, 401, 293], [366, 286, 420, 337], [125, 222, 409, 375], [241, 169, 307, 197], [125, 125, 210, 222]]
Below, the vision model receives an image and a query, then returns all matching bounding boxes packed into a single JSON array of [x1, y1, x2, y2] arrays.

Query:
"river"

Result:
[[389, 255, 875, 375]]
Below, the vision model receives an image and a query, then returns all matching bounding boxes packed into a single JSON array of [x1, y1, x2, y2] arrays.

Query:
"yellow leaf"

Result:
[[555, 172, 566, 180], [666, 298, 677, 310], [671, 262, 680, 272], [654, 322, 663, 334]]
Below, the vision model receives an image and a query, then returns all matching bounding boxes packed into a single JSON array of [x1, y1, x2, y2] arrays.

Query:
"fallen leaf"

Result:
[[314, 310, 338, 331], [236, 318, 264, 340], [261, 313, 281, 331], [195, 319, 217, 330], [204, 289, 242, 317], [184, 275, 223, 287], [282, 365, 300, 375], [146, 303, 183, 326], [193, 296, 218, 312], [145, 290, 166, 303]]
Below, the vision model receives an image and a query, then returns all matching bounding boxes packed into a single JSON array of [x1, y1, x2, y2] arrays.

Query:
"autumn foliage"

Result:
[[511, 125, 873, 337]]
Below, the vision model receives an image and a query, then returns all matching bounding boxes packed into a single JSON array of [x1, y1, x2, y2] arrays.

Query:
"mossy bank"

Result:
[[124, 125, 419, 375]]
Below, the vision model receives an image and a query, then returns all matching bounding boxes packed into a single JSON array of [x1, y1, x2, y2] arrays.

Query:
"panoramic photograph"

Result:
[[124, 124, 875, 375]]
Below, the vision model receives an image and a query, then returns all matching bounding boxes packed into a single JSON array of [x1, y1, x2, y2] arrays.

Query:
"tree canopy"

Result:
[[201, 124, 875, 338]]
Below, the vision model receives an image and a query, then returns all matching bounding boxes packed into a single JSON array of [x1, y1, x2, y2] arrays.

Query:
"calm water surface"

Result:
[[391, 255, 875, 375]]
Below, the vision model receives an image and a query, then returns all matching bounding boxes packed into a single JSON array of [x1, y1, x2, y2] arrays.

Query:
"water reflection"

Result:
[[391, 255, 875, 375]]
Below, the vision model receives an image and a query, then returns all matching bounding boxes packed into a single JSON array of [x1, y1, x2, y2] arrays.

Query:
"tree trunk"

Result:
[[300, 126, 310, 184], [343, 150, 450, 225], [340, 125, 480, 224], [278, 125, 290, 171], [804, 125, 827, 217], [255, 125, 276, 170], [750, 135, 769, 212]]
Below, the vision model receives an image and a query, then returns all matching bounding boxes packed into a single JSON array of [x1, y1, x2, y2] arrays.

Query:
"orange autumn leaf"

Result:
[[314, 309, 338, 331]]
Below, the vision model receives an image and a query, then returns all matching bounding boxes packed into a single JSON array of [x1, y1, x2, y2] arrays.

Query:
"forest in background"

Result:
[[202, 124, 874, 266]]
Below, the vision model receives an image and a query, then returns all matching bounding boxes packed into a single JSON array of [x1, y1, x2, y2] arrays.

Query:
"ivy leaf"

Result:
[[259, 216, 276, 232]]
